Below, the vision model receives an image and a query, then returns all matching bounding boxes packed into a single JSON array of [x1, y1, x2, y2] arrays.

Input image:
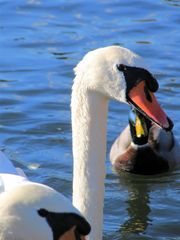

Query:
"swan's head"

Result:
[[74, 46, 173, 131], [0, 184, 91, 240]]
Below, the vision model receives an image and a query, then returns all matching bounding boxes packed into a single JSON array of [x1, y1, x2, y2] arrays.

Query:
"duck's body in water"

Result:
[[110, 108, 179, 175]]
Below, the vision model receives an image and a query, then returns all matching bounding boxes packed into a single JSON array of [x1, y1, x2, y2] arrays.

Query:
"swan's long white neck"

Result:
[[72, 84, 108, 240]]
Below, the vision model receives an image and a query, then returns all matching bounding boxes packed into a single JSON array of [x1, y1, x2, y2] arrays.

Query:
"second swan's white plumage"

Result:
[[0, 151, 90, 240]]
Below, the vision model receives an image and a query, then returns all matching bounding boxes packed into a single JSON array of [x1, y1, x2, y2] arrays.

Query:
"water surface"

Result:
[[0, 0, 179, 239]]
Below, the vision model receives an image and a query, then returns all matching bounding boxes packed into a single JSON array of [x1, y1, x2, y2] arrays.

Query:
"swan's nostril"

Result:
[[165, 117, 174, 131]]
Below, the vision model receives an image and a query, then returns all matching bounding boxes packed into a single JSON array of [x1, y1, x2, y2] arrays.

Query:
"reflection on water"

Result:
[[120, 175, 151, 235], [0, 0, 180, 239], [104, 171, 180, 240]]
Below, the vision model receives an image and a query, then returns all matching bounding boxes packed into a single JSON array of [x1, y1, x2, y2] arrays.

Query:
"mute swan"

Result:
[[71, 46, 173, 239], [110, 108, 179, 175], [0, 151, 90, 239]]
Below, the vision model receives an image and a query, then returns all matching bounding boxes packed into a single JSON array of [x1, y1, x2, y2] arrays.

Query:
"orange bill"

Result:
[[127, 81, 173, 130]]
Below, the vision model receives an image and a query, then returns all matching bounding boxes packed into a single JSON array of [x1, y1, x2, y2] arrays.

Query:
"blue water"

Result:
[[0, 0, 179, 239]]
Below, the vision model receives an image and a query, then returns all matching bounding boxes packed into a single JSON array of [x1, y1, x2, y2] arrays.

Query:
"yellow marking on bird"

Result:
[[135, 115, 145, 137]]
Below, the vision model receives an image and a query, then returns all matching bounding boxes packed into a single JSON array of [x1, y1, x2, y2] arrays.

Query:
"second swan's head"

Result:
[[73, 46, 173, 131]]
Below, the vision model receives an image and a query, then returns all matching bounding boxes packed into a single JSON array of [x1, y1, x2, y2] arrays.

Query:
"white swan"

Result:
[[0, 151, 90, 239], [71, 46, 173, 239], [0, 46, 172, 240], [110, 108, 179, 174]]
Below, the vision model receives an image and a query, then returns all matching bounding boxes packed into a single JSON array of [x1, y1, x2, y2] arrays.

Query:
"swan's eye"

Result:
[[116, 64, 127, 72]]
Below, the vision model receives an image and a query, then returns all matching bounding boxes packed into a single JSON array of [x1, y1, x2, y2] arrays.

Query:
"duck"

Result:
[[0, 151, 91, 240], [110, 108, 179, 175], [0, 46, 173, 240]]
